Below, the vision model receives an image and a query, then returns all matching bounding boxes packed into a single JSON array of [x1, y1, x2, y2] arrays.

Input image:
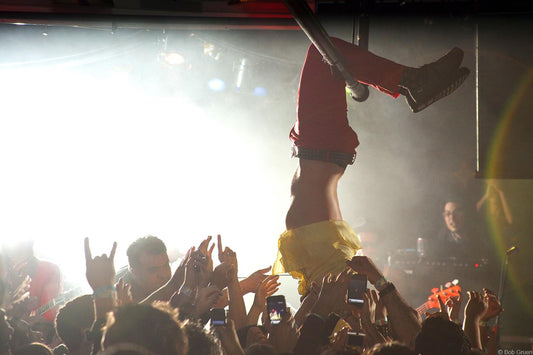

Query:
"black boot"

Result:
[[399, 47, 469, 113]]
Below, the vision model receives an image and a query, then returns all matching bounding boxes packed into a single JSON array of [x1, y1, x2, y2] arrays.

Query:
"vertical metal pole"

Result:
[[357, 14, 369, 51], [475, 22, 480, 174]]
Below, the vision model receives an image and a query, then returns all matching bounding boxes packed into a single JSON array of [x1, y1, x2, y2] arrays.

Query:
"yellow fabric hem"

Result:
[[273, 220, 362, 295]]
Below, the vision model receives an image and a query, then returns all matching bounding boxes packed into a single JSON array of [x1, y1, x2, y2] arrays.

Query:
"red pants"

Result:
[[290, 38, 404, 155]]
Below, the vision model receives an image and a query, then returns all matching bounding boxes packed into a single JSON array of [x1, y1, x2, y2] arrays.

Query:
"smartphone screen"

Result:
[[266, 295, 286, 325], [347, 274, 367, 305], [210, 308, 226, 326]]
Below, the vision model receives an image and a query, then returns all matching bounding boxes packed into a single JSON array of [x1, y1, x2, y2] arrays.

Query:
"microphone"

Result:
[[506, 246, 518, 255]]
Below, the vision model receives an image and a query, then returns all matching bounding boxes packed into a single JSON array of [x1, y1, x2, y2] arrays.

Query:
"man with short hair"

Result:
[[122, 236, 172, 303], [432, 198, 488, 260]]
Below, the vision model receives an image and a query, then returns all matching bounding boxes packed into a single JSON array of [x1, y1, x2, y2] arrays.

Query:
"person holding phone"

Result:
[[273, 37, 468, 295]]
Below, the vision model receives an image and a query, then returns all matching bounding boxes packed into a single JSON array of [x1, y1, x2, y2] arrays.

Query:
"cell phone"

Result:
[[347, 274, 367, 305], [210, 308, 227, 326], [266, 295, 287, 325], [346, 332, 365, 347]]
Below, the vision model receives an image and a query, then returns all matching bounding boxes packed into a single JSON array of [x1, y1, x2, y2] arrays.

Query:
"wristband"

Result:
[[93, 285, 116, 299], [180, 286, 194, 297], [378, 283, 396, 298], [374, 277, 388, 291], [375, 317, 388, 326]]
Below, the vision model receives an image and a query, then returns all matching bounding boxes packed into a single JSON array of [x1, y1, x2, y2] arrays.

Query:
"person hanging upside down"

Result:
[[273, 37, 469, 295]]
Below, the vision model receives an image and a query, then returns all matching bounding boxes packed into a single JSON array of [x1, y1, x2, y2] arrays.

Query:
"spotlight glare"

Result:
[[253, 87, 267, 96], [163, 52, 185, 66], [208, 78, 226, 92]]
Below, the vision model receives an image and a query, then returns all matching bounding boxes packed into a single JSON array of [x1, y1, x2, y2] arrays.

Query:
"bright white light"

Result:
[[235, 58, 247, 89], [253, 87, 267, 96], [0, 66, 281, 286], [207, 78, 226, 92], [163, 52, 185, 66]]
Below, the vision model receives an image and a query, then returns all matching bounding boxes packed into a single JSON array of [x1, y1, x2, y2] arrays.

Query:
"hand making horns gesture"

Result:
[[84, 237, 117, 291]]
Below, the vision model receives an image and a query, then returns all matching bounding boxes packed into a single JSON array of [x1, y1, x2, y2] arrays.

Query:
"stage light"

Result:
[[235, 58, 248, 90], [253, 87, 267, 96], [203, 43, 221, 61], [162, 52, 185, 66], [208, 78, 226, 92]]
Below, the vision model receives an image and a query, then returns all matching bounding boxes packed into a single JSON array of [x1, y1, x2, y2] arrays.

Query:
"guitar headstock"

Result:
[[426, 285, 461, 310]]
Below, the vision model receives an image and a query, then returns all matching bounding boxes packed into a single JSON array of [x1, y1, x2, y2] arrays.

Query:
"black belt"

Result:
[[292, 146, 356, 167]]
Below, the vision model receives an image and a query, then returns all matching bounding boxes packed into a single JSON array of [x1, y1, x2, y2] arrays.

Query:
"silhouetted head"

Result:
[[415, 317, 471, 355], [55, 294, 94, 353], [102, 302, 187, 355]]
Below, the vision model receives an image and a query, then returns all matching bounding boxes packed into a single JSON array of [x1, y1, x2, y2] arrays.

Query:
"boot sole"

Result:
[[407, 67, 470, 113]]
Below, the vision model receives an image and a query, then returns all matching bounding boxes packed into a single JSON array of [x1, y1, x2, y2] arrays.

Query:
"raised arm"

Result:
[[346, 256, 421, 348], [217, 235, 247, 330], [139, 247, 194, 305], [246, 274, 280, 326], [294, 269, 350, 355], [84, 238, 117, 355], [463, 291, 488, 351]]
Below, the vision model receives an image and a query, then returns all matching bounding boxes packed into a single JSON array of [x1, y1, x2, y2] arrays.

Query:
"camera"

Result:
[[346, 332, 365, 348], [347, 274, 367, 305], [266, 295, 287, 325], [210, 308, 227, 326]]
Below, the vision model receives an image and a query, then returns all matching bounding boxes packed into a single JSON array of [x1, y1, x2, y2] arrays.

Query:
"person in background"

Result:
[[2, 240, 62, 346], [120, 236, 172, 303]]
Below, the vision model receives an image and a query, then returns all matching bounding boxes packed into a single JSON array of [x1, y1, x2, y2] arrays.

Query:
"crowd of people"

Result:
[[0, 233, 503, 355], [0, 32, 506, 355]]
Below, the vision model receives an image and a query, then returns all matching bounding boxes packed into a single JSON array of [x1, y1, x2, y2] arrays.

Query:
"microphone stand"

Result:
[[495, 246, 518, 348]]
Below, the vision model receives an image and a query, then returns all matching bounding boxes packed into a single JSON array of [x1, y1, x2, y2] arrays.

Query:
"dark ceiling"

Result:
[[0, 0, 531, 30]]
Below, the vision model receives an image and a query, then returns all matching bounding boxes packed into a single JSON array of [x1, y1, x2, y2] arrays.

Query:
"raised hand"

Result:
[[197, 235, 214, 256], [116, 278, 133, 306], [346, 256, 383, 285], [481, 288, 503, 321], [194, 286, 222, 317], [252, 275, 280, 310], [425, 295, 449, 320], [446, 290, 462, 323], [190, 248, 212, 288], [464, 291, 488, 321], [312, 268, 351, 318], [84, 237, 117, 291], [464, 290, 488, 350], [217, 235, 238, 275], [361, 289, 375, 324], [197, 236, 215, 276], [240, 266, 271, 294], [373, 290, 387, 323], [211, 262, 234, 290]]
